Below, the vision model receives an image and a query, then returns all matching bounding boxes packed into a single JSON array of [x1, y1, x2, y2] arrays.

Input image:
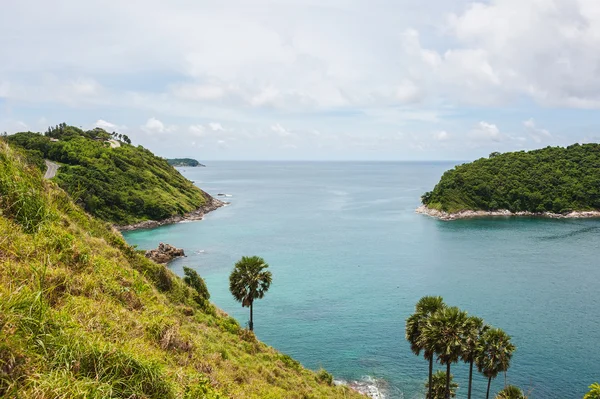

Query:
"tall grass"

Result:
[[0, 142, 52, 233], [0, 140, 364, 399]]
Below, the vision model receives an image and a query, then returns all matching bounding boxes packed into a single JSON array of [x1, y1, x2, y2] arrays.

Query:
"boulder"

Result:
[[145, 243, 185, 264]]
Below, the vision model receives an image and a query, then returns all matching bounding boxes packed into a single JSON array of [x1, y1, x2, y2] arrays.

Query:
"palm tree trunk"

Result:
[[504, 370, 507, 387], [486, 376, 492, 399], [428, 356, 433, 399], [445, 363, 451, 399], [249, 301, 254, 331], [467, 360, 473, 399]]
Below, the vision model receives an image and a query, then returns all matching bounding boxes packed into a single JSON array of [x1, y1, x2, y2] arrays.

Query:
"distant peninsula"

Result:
[[419, 143, 600, 220], [167, 158, 205, 167], [5, 124, 220, 226]]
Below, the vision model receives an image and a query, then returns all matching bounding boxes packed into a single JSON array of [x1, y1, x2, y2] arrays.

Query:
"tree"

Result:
[[476, 328, 516, 399], [461, 316, 488, 399], [405, 296, 445, 399], [422, 306, 468, 399], [183, 267, 210, 301], [425, 370, 458, 399], [229, 256, 272, 331], [584, 383, 600, 399], [495, 385, 527, 399]]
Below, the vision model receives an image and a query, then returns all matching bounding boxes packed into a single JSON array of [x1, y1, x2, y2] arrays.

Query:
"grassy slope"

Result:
[[422, 144, 600, 213], [0, 141, 362, 399], [6, 130, 208, 225]]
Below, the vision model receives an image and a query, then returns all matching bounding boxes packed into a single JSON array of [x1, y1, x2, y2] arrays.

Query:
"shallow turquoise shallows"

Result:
[[123, 162, 600, 399]]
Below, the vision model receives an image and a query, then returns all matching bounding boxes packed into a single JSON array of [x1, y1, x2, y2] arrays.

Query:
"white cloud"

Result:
[[189, 124, 206, 137], [443, 0, 600, 107], [0, 81, 9, 97], [434, 130, 449, 141], [171, 83, 229, 101], [141, 117, 175, 135], [1, 1, 600, 160], [3, 0, 600, 112], [524, 118, 551, 143], [469, 121, 502, 142], [70, 78, 100, 96], [395, 80, 423, 104], [95, 119, 127, 132], [208, 122, 225, 131], [270, 123, 293, 137]]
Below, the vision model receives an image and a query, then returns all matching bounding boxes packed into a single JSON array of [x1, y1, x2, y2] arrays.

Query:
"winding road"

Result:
[[44, 160, 59, 179]]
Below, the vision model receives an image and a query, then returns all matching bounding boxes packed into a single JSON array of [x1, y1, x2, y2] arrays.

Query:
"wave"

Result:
[[335, 375, 388, 399]]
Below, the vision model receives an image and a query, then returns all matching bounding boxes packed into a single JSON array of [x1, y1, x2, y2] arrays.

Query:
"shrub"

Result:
[[183, 266, 210, 301], [316, 369, 333, 386]]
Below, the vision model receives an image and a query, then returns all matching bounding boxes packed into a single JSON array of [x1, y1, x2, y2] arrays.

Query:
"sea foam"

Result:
[[335, 376, 387, 399]]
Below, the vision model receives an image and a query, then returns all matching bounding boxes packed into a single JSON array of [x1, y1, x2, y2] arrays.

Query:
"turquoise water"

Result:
[[123, 162, 600, 399]]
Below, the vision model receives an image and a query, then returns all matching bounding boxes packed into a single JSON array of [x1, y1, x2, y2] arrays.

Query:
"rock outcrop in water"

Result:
[[145, 243, 185, 264]]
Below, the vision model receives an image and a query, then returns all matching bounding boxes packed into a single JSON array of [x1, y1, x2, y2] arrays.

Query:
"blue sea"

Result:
[[123, 162, 600, 399]]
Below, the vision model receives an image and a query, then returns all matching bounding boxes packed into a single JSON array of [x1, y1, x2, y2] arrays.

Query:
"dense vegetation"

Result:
[[406, 297, 519, 399], [167, 158, 204, 167], [0, 140, 362, 398], [5, 124, 209, 225], [422, 144, 600, 214]]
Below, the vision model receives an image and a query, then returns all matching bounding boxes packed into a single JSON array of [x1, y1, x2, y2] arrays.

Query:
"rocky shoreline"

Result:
[[335, 377, 386, 399], [416, 204, 600, 221], [117, 191, 226, 231]]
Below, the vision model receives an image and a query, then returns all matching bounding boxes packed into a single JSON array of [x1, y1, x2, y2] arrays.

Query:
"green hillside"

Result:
[[6, 124, 211, 226], [422, 144, 600, 213], [0, 140, 362, 398]]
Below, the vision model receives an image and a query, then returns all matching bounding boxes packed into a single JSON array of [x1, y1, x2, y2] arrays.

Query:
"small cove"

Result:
[[124, 161, 600, 398]]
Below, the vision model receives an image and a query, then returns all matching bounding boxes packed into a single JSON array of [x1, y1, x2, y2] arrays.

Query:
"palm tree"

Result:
[[229, 256, 272, 331], [476, 328, 516, 399], [422, 306, 469, 399], [425, 370, 458, 399], [495, 385, 527, 399], [461, 316, 488, 399], [405, 296, 445, 399], [584, 383, 600, 399]]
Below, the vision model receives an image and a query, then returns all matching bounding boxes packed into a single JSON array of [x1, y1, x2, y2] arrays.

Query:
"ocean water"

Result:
[[123, 162, 600, 399]]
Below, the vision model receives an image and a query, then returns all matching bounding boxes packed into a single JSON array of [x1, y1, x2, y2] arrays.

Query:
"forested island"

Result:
[[5, 124, 217, 226], [0, 137, 360, 398], [420, 144, 600, 219], [167, 158, 205, 167]]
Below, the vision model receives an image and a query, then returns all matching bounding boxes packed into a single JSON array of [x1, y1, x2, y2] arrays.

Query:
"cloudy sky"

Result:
[[2, 0, 600, 160]]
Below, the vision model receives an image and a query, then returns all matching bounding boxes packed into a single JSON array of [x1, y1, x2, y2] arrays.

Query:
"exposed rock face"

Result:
[[117, 190, 226, 231], [145, 243, 185, 264], [416, 204, 600, 221]]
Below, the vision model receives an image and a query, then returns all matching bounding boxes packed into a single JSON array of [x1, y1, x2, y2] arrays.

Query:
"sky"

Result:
[[2, 0, 600, 161]]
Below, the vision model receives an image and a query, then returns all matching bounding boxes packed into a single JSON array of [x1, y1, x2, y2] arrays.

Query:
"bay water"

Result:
[[123, 161, 600, 398]]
